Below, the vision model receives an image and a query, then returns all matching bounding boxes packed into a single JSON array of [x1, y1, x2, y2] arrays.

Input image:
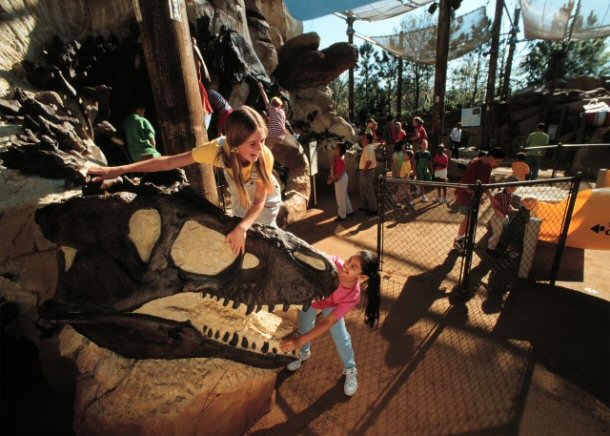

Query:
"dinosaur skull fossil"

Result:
[[36, 189, 338, 368]]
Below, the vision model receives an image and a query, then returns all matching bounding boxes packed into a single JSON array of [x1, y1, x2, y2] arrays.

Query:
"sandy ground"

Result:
[[249, 183, 610, 435]]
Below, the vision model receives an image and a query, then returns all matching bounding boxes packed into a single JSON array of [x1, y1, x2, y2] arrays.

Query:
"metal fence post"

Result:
[[550, 172, 582, 285], [460, 181, 484, 292], [377, 174, 385, 271], [552, 143, 562, 178]]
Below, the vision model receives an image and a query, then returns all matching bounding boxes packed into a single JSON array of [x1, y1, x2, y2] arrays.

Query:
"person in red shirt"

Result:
[[432, 144, 449, 202], [410, 116, 428, 152], [281, 250, 380, 396], [453, 147, 506, 253], [327, 142, 354, 221]]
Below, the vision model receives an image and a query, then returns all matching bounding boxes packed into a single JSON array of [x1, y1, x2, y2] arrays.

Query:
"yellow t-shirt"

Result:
[[191, 137, 274, 184], [512, 161, 530, 181], [399, 160, 412, 179]]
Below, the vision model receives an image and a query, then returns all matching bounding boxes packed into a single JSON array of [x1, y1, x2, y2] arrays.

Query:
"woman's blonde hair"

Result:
[[221, 106, 274, 209]]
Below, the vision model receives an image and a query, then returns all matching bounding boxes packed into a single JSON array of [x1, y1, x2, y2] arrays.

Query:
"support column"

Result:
[[396, 32, 404, 118], [481, 0, 504, 149], [432, 0, 451, 147], [501, 7, 520, 101], [135, 0, 218, 204]]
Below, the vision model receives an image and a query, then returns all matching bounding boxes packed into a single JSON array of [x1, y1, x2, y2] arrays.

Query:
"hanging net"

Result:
[[521, 0, 610, 41], [370, 7, 491, 64], [285, 0, 434, 22]]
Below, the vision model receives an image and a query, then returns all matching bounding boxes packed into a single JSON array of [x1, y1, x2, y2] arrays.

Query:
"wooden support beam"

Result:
[[432, 0, 451, 147], [135, 0, 218, 204]]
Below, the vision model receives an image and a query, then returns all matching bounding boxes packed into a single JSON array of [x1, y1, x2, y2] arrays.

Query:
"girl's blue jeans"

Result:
[[298, 307, 356, 369]]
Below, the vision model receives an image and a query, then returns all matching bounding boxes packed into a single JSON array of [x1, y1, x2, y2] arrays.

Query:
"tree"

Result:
[[519, 37, 610, 88], [373, 50, 399, 116]]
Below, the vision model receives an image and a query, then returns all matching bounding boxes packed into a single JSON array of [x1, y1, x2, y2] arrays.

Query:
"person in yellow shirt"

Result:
[[87, 106, 281, 255], [511, 152, 530, 181]]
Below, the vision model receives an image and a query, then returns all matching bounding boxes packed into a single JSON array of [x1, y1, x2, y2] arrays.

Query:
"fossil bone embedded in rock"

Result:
[[128, 208, 162, 263], [171, 219, 237, 275]]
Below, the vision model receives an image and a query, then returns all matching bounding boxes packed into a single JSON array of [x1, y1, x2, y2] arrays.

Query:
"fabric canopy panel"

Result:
[[370, 7, 491, 64], [521, 0, 610, 41], [285, 0, 433, 22]]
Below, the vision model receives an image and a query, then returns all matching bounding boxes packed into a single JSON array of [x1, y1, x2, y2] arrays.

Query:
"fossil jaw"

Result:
[[134, 292, 301, 358]]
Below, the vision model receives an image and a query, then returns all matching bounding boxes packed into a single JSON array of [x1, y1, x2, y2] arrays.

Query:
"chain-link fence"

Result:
[[377, 174, 582, 295]]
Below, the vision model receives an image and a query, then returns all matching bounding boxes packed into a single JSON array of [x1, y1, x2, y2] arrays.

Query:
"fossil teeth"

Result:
[[245, 304, 255, 315], [202, 325, 208, 333], [261, 342, 270, 353], [207, 329, 213, 338], [214, 330, 220, 340], [232, 300, 241, 310], [251, 342, 257, 350], [267, 304, 275, 312], [255, 304, 262, 313], [222, 298, 230, 307], [222, 331, 230, 342], [282, 303, 290, 312], [272, 347, 278, 354], [229, 332, 239, 347], [302, 300, 311, 312], [241, 337, 249, 348]]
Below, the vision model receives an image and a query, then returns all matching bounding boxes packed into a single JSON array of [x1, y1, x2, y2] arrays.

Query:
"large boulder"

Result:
[[274, 33, 358, 89]]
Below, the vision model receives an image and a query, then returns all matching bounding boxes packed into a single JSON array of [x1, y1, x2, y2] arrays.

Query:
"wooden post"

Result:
[[501, 7, 520, 101], [481, 0, 504, 149], [432, 0, 451, 147], [396, 32, 404, 118], [134, 0, 218, 204], [347, 16, 355, 122]]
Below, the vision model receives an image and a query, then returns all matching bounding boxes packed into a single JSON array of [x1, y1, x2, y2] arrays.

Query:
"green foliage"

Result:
[[329, 73, 349, 119], [519, 37, 610, 88]]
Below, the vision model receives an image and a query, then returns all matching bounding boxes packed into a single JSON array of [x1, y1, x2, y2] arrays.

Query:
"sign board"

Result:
[[169, 0, 182, 21], [308, 141, 318, 176], [461, 107, 481, 127]]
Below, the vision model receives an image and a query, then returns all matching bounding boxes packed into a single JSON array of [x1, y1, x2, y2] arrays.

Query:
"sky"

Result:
[[301, 0, 529, 77]]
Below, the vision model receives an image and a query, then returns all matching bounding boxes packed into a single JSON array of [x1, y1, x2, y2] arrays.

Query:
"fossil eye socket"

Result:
[[293, 252, 326, 271]]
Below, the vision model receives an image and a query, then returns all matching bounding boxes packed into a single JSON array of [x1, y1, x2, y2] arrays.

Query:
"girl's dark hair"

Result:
[[337, 142, 347, 156], [393, 142, 403, 153], [359, 250, 381, 328]]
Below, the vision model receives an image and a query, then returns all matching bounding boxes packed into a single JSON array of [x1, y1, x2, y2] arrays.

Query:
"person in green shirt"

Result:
[[525, 123, 549, 180], [123, 103, 161, 162]]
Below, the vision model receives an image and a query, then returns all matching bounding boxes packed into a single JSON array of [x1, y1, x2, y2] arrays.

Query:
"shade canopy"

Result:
[[285, 0, 434, 22], [370, 7, 491, 64], [521, 0, 610, 41]]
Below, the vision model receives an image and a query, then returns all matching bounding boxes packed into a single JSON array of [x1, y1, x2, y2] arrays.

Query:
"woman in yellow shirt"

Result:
[[87, 106, 281, 255]]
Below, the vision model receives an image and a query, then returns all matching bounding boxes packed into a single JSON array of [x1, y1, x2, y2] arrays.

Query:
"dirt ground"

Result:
[[249, 184, 610, 435]]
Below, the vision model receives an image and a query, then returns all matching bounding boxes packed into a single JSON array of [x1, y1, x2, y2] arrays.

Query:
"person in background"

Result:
[[358, 133, 378, 215], [328, 142, 354, 221], [89, 106, 281, 255], [410, 116, 428, 152], [525, 123, 549, 180], [415, 140, 432, 202], [257, 82, 286, 148], [453, 147, 506, 254], [208, 89, 233, 138], [432, 144, 449, 203], [281, 250, 381, 397], [394, 121, 407, 147], [511, 152, 530, 181], [391, 142, 404, 179], [365, 118, 378, 141], [123, 102, 160, 162], [192, 37, 213, 128], [394, 148, 414, 207], [486, 175, 519, 256], [450, 122, 463, 159]]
